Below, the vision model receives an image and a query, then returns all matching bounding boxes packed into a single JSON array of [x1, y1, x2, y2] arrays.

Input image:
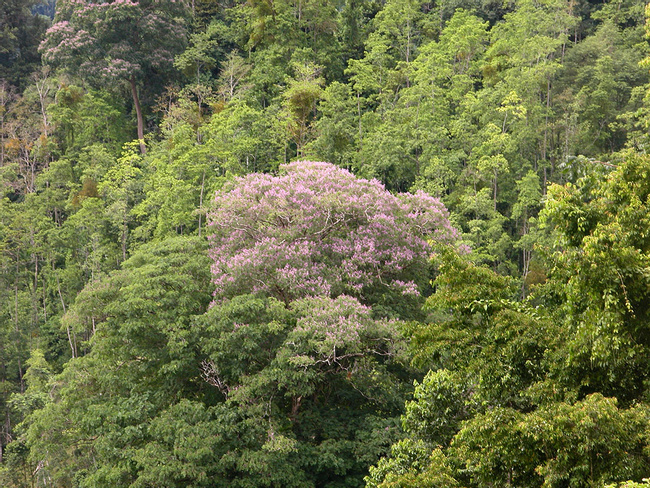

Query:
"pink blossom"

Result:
[[208, 161, 460, 304]]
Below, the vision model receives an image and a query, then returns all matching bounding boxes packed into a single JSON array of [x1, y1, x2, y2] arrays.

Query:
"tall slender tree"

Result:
[[39, 0, 190, 153]]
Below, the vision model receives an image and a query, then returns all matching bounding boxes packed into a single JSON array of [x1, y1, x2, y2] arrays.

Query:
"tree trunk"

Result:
[[493, 169, 498, 211], [14, 260, 24, 393], [130, 76, 146, 155], [198, 170, 205, 238]]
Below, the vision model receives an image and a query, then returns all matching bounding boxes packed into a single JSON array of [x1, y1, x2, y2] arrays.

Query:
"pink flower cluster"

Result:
[[285, 295, 390, 366], [39, 0, 188, 80], [208, 161, 459, 303], [293, 295, 372, 350]]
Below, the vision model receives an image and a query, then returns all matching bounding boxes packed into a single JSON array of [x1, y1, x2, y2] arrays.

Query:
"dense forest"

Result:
[[2, 0, 650, 486]]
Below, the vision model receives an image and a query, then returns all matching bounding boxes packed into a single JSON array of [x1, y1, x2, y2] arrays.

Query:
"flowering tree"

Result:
[[200, 164, 461, 485], [208, 160, 459, 307], [39, 0, 189, 153]]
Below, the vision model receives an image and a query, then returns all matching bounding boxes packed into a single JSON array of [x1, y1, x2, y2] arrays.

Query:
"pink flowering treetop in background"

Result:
[[39, 0, 189, 153], [208, 161, 460, 308]]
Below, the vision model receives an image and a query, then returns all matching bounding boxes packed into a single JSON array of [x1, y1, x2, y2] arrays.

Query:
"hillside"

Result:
[[2, 0, 650, 486]]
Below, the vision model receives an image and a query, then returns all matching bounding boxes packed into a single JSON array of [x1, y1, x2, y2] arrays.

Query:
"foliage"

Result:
[[453, 394, 649, 487], [198, 159, 462, 486], [208, 160, 459, 312], [39, 0, 190, 150], [40, 0, 189, 85], [541, 152, 650, 401], [0, 0, 50, 88], [4, 0, 650, 486], [368, 151, 650, 488], [366, 441, 459, 488], [20, 237, 213, 486], [195, 294, 406, 487]]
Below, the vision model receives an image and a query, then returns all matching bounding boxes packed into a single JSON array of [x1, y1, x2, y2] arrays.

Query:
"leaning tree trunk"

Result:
[[130, 76, 146, 155]]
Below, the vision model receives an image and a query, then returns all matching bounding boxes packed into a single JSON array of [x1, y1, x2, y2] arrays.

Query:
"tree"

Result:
[[0, 0, 50, 89], [369, 246, 650, 488], [512, 170, 542, 291], [99, 142, 143, 261], [346, 0, 425, 106], [452, 394, 649, 487], [307, 81, 359, 168], [197, 161, 462, 486], [559, 20, 646, 156], [540, 152, 650, 402], [13, 161, 462, 487], [195, 293, 406, 487], [208, 160, 460, 313], [39, 0, 190, 153], [282, 62, 324, 157], [20, 237, 213, 487]]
